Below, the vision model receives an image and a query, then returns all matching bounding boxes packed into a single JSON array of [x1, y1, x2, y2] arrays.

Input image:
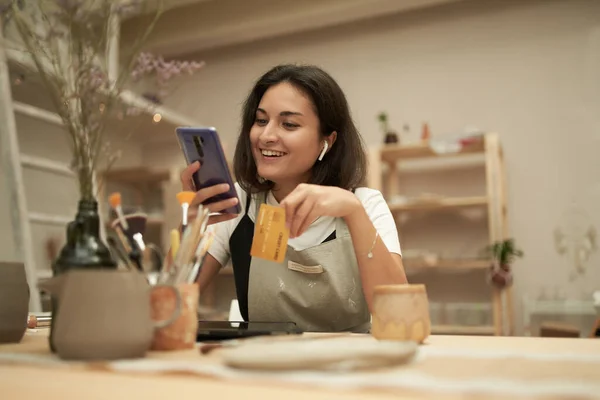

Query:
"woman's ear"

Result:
[[318, 132, 337, 161], [328, 131, 338, 149]]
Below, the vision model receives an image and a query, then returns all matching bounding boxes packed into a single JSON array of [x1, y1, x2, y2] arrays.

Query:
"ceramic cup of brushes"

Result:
[[370, 284, 431, 344], [38, 269, 182, 360], [150, 283, 199, 350], [149, 195, 214, 350]]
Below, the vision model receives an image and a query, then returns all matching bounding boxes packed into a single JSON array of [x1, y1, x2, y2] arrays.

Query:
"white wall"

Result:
[[142, 0, 600, 333]]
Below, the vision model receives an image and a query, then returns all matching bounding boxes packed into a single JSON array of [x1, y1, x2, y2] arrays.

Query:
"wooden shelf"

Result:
[[101, 167, 171, 185], [404, 258, 491, 270], [373, 133, 513, 336], [389, 196, 488, 212], [432, 325, 495, 335], [381, 137, 485, 163]]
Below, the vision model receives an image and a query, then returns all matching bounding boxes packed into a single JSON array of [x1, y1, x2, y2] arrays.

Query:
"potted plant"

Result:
[[485, 238, 524, 288], [377, 111, 399, 144]]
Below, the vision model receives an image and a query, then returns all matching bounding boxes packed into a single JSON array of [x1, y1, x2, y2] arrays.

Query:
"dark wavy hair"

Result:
[[233, 64, 367, 194]]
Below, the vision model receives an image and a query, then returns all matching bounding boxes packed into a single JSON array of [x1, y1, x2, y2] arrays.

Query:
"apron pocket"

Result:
[[288, 260, 324, 274]]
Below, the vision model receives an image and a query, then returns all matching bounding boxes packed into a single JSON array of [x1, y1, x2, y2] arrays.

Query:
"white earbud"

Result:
[[318, 141, 328, 161]]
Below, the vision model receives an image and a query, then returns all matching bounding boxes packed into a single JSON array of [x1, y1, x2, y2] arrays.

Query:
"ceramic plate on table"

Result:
[[221, 336, 418, 371]]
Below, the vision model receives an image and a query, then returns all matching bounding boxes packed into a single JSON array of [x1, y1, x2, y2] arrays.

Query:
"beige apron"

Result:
[[247, 192, 371, 333]]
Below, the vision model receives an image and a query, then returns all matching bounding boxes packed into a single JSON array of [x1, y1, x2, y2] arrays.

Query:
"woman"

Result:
[[180, 64, 407, 332]]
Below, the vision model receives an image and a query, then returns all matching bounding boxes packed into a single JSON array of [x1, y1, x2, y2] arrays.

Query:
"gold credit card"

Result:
[[250, 204, 289, 263]]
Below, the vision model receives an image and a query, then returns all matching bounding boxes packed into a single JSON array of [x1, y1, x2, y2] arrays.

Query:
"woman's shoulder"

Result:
[[352, 187, 392, 216], [352, 187, 386, 203]]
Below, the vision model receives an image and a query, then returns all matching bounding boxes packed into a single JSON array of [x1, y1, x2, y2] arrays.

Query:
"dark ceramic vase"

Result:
[[49, 199, 117, 352]]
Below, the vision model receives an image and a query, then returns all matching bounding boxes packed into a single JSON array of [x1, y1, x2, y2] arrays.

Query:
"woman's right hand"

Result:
[[180, 161, 239, 225]]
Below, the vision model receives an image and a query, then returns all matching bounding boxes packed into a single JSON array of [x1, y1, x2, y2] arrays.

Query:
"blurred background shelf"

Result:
[[369, 132, 513, 336], [389, 196, 488, 212], [380, 137, 485, 162]]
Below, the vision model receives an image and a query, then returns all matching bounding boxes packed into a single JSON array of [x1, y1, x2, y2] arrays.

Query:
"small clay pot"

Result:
[[370, 284, 431, 343], [489, 264, 513, 288]]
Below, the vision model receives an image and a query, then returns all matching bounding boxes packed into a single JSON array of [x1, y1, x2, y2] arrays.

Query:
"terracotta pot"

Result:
[[489, 264, 513, 288], [150, 283, 199, 350]]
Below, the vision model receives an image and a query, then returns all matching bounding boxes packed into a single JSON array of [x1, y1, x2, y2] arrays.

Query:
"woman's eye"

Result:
[[283, 122, 299, 129], [255, 118, 268, 126]]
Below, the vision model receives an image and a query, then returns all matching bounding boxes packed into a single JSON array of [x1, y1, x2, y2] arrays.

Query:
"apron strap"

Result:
[[244, 191, 252, 215]]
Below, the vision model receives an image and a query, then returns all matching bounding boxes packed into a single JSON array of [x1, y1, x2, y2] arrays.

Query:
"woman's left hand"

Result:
[[280, 183, 362, 238]]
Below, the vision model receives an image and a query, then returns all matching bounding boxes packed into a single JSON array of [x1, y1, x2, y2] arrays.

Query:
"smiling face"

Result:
[[250, 82, 324, 190]]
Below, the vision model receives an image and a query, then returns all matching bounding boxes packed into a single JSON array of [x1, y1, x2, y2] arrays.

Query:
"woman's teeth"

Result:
[[261, 150, 285, 157]]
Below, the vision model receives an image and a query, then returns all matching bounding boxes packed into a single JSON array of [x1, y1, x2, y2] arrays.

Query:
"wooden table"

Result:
[[1, 329, 599, 400]]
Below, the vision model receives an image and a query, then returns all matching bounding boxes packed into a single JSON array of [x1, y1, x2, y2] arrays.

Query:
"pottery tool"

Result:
[[176, 191, 196, 231], [110, 213, 148, 271], [108, 192, 128, 231], [107, 235, 136, 271], [114, 226, 144, 271]]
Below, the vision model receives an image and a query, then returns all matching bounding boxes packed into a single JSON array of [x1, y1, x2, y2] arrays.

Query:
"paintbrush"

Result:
[[110, 212, 147, 241], [176, 191, 196, 232], [172, 205, 210, 284], [110, 213, 148, 271], [108, 192, 129, 231], [177, 207, 211, 284], [107, 235, 136, 271], [160, 222, 195, 284], [186, 231, 215, 283], [170, 229, 180, 259]]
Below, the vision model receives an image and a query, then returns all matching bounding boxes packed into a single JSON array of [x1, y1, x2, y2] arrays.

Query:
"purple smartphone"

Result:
[[175, 127, 241, 215]]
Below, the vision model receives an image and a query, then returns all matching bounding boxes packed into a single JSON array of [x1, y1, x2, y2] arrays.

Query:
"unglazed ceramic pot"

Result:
[[0, 262, 29, 343], [370, 284, 431, 343], [39, 270, 181, 360]]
